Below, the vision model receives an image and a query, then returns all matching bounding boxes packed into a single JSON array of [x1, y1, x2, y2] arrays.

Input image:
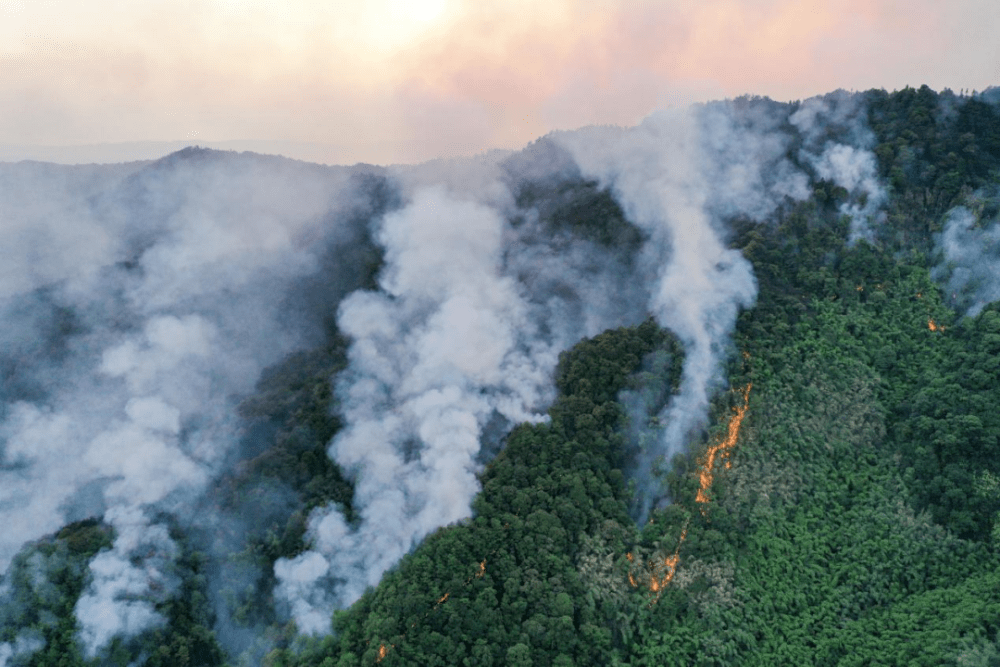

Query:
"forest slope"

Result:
[[1, 85, 999, 666]]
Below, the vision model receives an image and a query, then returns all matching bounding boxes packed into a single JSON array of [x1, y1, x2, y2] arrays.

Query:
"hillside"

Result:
[[1, 85, 1000, 666]]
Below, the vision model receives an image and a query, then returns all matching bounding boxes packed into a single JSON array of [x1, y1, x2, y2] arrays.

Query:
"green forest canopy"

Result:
[[3, 84, 1000, 667]]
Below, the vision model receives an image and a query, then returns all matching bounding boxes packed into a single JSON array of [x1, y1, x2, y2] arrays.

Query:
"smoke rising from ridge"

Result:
[[276, 94, 888, 627], [932, 198, 1000, 317], [273, 158, 651, 632], [553, 103, 811, 523], [0, 91, 890, 655], [790, 90, 887, 244], [0, 151, 393, 658], [74, 508, 178, 657]]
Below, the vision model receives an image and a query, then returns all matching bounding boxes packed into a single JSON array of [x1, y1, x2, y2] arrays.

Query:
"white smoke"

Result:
[[0, 632, 44, 667], [0, 150, 386, 657], [790, 91, 887, 244], [274, 178, 615, 631], [933, 204, 1000, 317], [276, 100, 826, 627], [74, 507, 178, 657], [1, 93, 891, 650], [553, 104, 810, 522]]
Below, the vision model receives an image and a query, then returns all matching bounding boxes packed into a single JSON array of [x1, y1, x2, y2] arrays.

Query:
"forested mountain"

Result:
[[1, 85, 1000, 666]]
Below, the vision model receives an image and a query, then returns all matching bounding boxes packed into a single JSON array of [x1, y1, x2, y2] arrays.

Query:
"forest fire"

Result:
[[649, 528, 686, 592], [376, 644, 391, 662], [928, 318, 945, 331], [696, 383, 752, 503], [629, 383, 752, 603], [630, 525, 688, 604]]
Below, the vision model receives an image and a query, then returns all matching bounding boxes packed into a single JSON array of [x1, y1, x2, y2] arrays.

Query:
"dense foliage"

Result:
[[3, 85, 1000, 666]]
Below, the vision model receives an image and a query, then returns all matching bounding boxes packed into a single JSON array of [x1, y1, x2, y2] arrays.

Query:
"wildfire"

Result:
[[649, 527, 686, 592], [362, 513, 521, 660], [696, 383, 752, 503], [628, 382, 752, 603], [631, 525, 688, 604], [928, 318, 945, 332]]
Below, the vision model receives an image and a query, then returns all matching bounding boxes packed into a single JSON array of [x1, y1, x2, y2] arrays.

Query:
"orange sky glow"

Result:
[[0, 0, 996, 165]]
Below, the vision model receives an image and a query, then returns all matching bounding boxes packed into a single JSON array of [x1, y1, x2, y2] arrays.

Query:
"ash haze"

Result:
[[1, 0, 998, 165]]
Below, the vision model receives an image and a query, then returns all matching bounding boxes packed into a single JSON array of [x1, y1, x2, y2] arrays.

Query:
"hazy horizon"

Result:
[[2, 0, 997, 166]]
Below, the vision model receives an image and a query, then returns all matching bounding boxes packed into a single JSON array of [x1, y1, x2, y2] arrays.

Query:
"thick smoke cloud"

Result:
[[0, 150, 389, 658], [74, 508, 179, 657], [274, 156, 650, 632], [932, 199, 1000, 317], [552, 103, 814, 523]]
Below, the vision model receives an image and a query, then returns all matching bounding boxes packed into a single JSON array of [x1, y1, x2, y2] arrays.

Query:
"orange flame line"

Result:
[[630, 382, 751, 603], [695, 384, 751, 504]]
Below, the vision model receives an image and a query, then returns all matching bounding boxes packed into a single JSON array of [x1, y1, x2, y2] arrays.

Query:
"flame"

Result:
[[928, 318, 945, 332], [638, 525, 687, 604], [695, 384, 752, 504], [363, 512, 523, 659], [856, 285, 864, 292], [650, 526, 686, 591], [628, 382, 751, 603]]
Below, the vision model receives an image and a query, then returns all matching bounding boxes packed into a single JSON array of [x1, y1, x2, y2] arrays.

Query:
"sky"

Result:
[[0, 0, 997, 166]]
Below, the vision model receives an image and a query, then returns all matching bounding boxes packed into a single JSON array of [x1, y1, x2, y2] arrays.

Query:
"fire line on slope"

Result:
[[628, 382, 752, 605]]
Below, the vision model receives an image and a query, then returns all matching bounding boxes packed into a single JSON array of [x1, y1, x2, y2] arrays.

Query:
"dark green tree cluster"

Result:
[[273, 320, 684, 667], [866, 85, 1000, 248]]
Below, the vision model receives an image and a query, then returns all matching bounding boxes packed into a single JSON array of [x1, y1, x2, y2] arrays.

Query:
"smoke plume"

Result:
[[74, 508, 179, 657], [0, 150, 391, 658], [0, 90, 891, 653], [273, 155, 650, 632], [276, 94, 877, 626], [552, 102, 816, 523], [932, 198, 1000, 317], [789, 90, 887, 244]]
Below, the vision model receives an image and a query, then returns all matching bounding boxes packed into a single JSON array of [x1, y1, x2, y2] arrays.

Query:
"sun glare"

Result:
[[387, 0, 448, 25]]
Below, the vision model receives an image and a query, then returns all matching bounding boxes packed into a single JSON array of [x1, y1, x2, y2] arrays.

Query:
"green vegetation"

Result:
[[4, 85, 1000, 665], [0, 520, 112, 666]]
